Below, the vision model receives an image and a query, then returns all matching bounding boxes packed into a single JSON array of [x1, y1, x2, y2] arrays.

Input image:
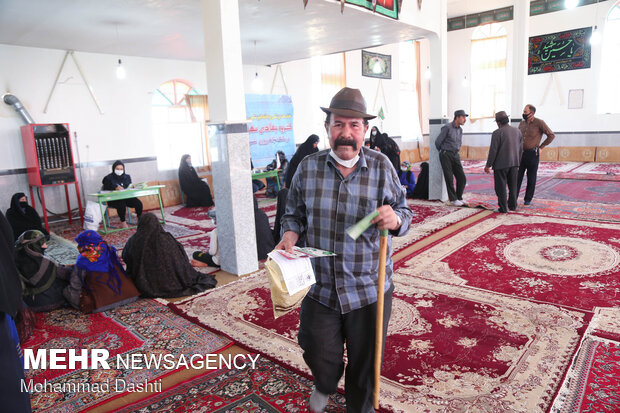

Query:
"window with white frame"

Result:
[[399, 41, 423, 141], [151, 79, 204, 171], [470, 23, 507, 119], [598, 1, 620, 114], [321, 52, 346, 116]]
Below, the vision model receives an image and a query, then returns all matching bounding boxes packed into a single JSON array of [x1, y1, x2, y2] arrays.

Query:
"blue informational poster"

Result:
[[246, 94, 295, 168]]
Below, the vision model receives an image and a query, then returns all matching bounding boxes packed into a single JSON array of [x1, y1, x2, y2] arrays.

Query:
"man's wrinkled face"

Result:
[[325, 114, 369, 161]]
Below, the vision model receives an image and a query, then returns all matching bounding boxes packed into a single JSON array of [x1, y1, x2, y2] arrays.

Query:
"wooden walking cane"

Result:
[[373, 228, 389, 410], [345, 211, 389, 411]]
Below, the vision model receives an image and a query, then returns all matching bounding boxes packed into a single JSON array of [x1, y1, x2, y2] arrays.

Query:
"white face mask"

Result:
[[329, 150, 359, 168], [114, 169, 124, 176], [372, 130, 377, 136]]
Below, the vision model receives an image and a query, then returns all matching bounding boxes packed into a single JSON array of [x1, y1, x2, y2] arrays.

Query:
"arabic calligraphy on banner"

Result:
[[246, 94, 295, 168], [528, 27, 592, 75]]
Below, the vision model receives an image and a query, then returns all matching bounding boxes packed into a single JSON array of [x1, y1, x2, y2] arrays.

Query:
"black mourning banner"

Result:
[[528, 27, 592, 75]]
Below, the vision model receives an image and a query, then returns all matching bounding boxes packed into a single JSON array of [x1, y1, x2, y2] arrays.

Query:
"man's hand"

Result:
[[275, 231, 299, 254], [371, 205, 400, 231], [484, 166, 491, 174]]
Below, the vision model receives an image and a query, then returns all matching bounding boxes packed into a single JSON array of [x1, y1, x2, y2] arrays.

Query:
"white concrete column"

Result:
[[202, 0, 258, 275], [428, 0, 449, 201], [510, 1, 529, 125]]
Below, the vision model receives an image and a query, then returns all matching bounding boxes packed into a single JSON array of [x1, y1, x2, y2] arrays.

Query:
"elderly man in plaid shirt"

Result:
[[277, 87, 412, 413]]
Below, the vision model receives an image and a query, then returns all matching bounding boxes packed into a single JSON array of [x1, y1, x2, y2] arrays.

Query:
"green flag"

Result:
[[378, 107, 385, 120]]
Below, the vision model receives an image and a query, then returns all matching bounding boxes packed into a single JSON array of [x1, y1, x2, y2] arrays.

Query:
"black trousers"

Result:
[[517, 149, 539, 202], [298, 286, 393, 413], [107, 197, 143, 222], [494, 167, 518, 213], [439, 150, 466, 202]]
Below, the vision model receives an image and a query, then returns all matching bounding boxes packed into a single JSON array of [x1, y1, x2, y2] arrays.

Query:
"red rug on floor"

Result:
[[116, 357, 347, 412], [169, 273, 589, 412], [397, 214, 620, 312], [52, 219, 201, 250], [554, 172, 620, 181], [22, 299, 232, 413], [570, 162, 620, 176], [537, 161, 584, 175], [535, 179, 620, 205], [392, 200, 481, 253], [554, 337, 620, 413], [460, 173, 498, 195], [463, 193, 620, 222], [465, 173, 558, 197]]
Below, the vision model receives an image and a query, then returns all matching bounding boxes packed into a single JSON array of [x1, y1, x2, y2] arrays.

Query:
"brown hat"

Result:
[[495, 111, 509, 122], [321, 87, 376, 120]]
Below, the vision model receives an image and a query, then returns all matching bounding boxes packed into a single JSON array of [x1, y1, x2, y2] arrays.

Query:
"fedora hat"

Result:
[[321, 87, 376, 120], [494, 111, 509, 122]]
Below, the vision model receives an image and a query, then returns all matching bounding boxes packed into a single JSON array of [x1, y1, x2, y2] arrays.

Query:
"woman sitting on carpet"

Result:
[[178, 154, 214, 207], [14, 230, 71, 312], [192, 209, 220, 268], [412, 162, 429, 200], [6, 192, 49, 240], [65, 230, 139, 313], [123, 213, 217, 297], [399, 161, 416, 198]]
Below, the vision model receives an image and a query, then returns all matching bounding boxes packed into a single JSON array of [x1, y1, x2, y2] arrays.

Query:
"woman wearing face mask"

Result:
[[14, 230, 71, 312], [369, 126, 382, 149], [5, 192, 49, 240], [178, 154, 214, 207], [102, 160, 143, 228]]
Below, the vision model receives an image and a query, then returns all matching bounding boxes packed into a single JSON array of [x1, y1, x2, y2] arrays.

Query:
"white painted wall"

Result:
[[0, 45, 209, 169], [447, 2, 620, 136]]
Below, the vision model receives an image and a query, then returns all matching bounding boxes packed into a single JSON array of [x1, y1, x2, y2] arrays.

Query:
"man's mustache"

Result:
[[334, 137, 358, 150]]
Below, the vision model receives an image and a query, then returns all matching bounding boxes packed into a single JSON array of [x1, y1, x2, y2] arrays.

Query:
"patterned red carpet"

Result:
[[397, 214, 620, 312], [116, 357, 347, 413], [570, 162, 620, 176], [51, 219, 201, 250], [168, 272, 589, 412], [463, 193, 620, 222], [554, 337, 620, 413], [22, 299, 231, 412], [535, 179, 620, 205]]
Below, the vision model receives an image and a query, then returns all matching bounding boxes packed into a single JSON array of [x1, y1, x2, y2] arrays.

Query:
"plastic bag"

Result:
[[83, 201, 102, 231], [265, 257, 310, 319]]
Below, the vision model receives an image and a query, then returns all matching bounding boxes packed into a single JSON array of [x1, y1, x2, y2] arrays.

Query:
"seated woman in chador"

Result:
[[14, 230, 70, 312], [6, 192, 49, 240], [265, 151, 288, 198], [178, 154, 214, 207], [123, 213, 216, 297], [64, 230, 139, 313], [102, 160, 143, 228]]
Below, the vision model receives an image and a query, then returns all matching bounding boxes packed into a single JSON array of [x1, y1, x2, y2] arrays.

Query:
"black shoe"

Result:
[[524, 200, 532, 205], [193, 251, 220, 267]]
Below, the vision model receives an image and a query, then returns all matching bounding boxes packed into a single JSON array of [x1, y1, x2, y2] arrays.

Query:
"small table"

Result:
[[88, 185, 166, 234], [252, 170, 281, 191]]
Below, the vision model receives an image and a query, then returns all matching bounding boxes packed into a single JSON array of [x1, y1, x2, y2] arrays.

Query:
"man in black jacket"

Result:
[[485, 111, 523, 213]]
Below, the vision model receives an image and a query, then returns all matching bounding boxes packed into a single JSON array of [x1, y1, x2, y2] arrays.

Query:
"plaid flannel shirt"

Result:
[[281, 147, 413, 313]]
